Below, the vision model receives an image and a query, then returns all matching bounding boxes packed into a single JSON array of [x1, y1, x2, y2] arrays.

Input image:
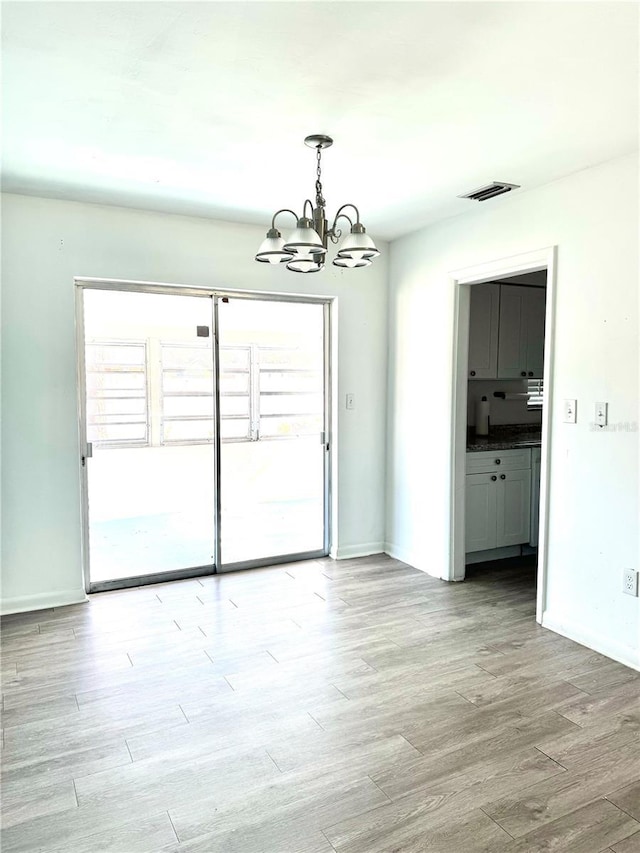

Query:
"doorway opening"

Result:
[[76, 282, 332, 592], [450, 248, 556, 623]]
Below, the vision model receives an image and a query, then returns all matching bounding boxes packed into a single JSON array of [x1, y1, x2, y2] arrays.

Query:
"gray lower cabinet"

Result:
[[465, 449, 531, 553], [530, 447, 542, 547]]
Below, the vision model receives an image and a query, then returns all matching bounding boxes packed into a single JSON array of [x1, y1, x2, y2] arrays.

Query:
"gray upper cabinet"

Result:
[[468, 284, 500, 379], [496, 284, 546, 380], [523, 286, 546, 378]]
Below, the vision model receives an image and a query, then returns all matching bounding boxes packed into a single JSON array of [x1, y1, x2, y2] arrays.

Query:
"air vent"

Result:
[[458, 182, 520, 202]]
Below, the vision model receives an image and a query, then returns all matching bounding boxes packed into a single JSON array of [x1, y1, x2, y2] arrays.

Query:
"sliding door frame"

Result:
[[75, 278, 333, 592]]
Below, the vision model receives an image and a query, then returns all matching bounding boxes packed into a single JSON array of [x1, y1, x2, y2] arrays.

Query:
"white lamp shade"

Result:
[[255, 235, 293, 264], [336, 231, 380, 260], [333, 256, 372, 269], [286, 255, 324, 273], [283, 226, 325, 255]]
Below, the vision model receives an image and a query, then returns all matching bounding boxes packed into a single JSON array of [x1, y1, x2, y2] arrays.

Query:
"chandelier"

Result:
[[255, 134, 380, 274]]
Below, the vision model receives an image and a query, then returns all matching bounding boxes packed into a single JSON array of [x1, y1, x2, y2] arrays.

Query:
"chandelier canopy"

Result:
[[255, 134, 380, 274]]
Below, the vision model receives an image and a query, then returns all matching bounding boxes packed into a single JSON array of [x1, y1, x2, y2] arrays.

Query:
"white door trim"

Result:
[[449, 246, 557, 625]]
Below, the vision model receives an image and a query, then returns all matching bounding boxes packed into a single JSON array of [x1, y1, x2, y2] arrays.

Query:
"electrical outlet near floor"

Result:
[[623, 568, 639, 596]]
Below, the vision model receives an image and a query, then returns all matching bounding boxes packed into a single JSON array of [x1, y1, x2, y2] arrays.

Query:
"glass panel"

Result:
[[87, 344, 145, 365], [220, 347, 250, 369], [85, 341, 148, 448], [163, 396, 214, 418], [91, 414, 147, 425], [220, 373, 249, 394], [259, 393, 323, 416], [219, 299, 325, 564], [220, 396, 250, 417], [88, 372, 146, 391], [83, 289, 216, 584], [162, 372, 213, 393], [161, 344, 212, 369], [162, 419, 215, 443], [88, 423, 148, 444], [259, 347, 321, 370], [221, 418, 251, 440], [88, 397, 147, 417], [260, 414, 323, 438], [260, 371, 320, 393]]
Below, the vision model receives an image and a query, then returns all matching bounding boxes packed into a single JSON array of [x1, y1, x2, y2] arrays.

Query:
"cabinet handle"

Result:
[[470, 370, 476, 377], [528, 371, 534, 377], [491, 475, 497, 481], [521, 371, 527, 377], [495, 459, 501, 465], [500, 474, 506, 480]]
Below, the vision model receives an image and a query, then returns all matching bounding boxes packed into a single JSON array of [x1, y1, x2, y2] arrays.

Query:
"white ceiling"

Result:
[[2, 2, 638, 240]]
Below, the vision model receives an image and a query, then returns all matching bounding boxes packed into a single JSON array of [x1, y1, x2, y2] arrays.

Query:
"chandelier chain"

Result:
[[315, 147, 325, 209]]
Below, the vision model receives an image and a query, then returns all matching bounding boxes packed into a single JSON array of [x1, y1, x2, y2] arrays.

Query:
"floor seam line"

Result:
[[533, 745, 568, 770], [167, 810, 181, 843], [308, 711, 324, 730], [125, 739, 134, 763], [367, 774, 393, 801], [479, 805, 516, 839], [320, 828, 339, 851], [265, 749, 283, 773], [603, 797, 640, 825]]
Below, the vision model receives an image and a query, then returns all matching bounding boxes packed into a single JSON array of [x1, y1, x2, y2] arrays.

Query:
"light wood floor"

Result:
[[2, 555, 639, 853]]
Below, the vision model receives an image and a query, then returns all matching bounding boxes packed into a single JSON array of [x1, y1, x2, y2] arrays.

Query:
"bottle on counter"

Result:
[[475, 396, 490, 436]]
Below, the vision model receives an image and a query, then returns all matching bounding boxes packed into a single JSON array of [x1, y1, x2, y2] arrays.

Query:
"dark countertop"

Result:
[[467, 424, 542, 452]]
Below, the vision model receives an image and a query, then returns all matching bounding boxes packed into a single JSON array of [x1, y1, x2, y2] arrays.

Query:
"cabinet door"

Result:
[[524, 287, 546, 378], [497, 285, 528, 379], [465, 473, 498, 552], [468, 284, 499, 379], [496, 469, 531, 547]]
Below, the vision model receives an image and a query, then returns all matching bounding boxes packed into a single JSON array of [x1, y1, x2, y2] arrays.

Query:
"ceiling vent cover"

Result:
[[458, 181, 520, 202]]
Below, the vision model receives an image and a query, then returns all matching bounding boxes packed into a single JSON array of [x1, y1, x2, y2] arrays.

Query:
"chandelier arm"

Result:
[[332, 213, 353, 230], [271, 209, 299, 230], [331, 203, 361, 231], [303, 199, 315, 219], [327, 213, 353, 244]]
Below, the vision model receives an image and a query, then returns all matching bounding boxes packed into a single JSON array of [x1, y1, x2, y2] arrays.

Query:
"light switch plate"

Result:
[[595, 402, 608, 427], [346, 393, 355, 410], [563, 399, 577, 424]]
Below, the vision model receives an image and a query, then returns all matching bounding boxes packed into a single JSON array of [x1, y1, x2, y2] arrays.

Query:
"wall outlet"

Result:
[[623, 568, 638, 597]]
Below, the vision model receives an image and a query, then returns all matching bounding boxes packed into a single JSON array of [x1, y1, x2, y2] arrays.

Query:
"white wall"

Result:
[[386, 153, 639, 669], [1, 194, 388, 613]]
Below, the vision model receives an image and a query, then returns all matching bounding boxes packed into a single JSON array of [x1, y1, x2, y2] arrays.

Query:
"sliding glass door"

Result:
[[218, 297, 327, 567], [78, 285, 329, 590]]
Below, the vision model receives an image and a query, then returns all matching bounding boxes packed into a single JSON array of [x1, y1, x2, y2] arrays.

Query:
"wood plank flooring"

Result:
[[2, 555, 639, 852]]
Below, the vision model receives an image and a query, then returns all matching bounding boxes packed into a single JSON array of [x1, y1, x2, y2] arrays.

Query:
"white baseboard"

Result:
[[543, 610, 640, 673], [335, 542, 385, 560], [1, 589, 88, 616]]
